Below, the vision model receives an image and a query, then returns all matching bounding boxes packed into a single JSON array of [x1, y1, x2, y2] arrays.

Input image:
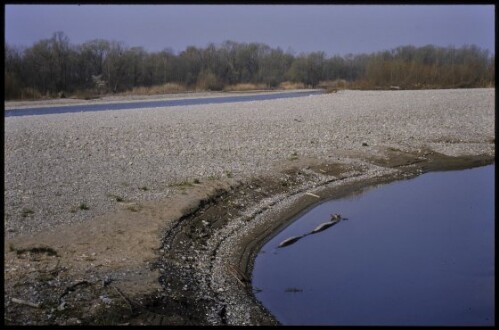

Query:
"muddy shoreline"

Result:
[[5, 149, 493, 325], [210, 150, 495, 325], [129, 151, 495, 325]]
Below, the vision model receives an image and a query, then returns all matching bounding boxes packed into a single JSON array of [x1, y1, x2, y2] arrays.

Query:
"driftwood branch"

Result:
[[59, 280, 90, 302], [305, 192, 320, 198], [227, 264, 249, 288], [11, 298, 41, 308], [112, 285, 134, 313]]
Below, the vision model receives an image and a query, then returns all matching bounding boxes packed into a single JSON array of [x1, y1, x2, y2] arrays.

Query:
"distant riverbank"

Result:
[[4, 90, 324, 117], [4, 88, 318, 110]]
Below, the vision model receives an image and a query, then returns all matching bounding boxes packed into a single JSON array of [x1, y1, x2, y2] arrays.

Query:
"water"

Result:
[[4, 90, 323, 117], [252, 165, 495, 326]]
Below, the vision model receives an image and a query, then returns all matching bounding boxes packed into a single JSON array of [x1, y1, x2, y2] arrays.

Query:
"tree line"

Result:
[[5, 31, 495, 100]]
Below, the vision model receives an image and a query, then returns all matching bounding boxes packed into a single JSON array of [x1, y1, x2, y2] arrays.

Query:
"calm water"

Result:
[[4, 90, 323, 117], [252, 165, 495, 326]]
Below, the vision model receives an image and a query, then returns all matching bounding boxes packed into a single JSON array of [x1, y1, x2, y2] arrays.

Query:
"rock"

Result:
[[57, 301, 67, 311]]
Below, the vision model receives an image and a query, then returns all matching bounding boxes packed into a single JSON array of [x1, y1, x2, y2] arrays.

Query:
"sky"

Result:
[[5, 4, 495, 56]]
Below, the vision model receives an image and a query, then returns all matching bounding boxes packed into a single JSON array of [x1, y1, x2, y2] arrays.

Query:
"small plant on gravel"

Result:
[[171, 180, 193, 188], [79, 203, 89, 210], [126, 204, 141, 212], [107, 194, 124, 202], [21, 208, 35, 217], [289, 151, 299, 160], [14, 246, 58, 256], [225, 170, 233, 178]]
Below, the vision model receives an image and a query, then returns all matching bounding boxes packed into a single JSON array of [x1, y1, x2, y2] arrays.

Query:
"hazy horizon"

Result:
[[5, 4, 495, 56]]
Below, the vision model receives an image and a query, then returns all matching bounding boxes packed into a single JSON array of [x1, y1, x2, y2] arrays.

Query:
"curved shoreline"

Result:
[[212, 152, 495, 325], [242, 158, 495, 325], [4, 88, 494, 325]]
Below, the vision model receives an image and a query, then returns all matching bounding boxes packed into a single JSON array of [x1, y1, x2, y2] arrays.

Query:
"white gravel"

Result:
[[4, 88, 495, 238]]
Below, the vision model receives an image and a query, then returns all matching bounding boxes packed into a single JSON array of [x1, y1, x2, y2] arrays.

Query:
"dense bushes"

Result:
[[4, 32, 495, 100]]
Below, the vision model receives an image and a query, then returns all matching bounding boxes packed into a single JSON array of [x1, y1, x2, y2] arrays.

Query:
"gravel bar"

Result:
[[4, 88, 495, 239]]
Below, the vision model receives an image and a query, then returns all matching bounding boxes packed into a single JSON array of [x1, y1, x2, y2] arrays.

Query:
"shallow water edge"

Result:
[[238, 152, 495, 325], [252, 164, 494, 325]]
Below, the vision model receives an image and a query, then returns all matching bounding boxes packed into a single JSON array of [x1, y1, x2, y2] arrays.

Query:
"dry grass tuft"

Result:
[[72, 89, 101, 100], [125, 83, 187, 95], [318, 80, 349, 91], [223, 83, 268, 92], [19, 87, 43, 100], [278, 81, 306, 90], [196, 71, 223, 91]]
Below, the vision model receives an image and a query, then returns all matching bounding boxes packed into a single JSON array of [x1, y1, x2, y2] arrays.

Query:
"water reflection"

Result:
[[252, 165, 494, 326]]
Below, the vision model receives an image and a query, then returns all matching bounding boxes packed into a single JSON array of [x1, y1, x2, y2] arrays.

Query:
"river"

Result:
[[4, 90, 324, 117], [252, 164, 495, 326]]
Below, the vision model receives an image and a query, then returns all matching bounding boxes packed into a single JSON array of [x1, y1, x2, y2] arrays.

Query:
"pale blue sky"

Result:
[[5, 4, 495, 56]]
